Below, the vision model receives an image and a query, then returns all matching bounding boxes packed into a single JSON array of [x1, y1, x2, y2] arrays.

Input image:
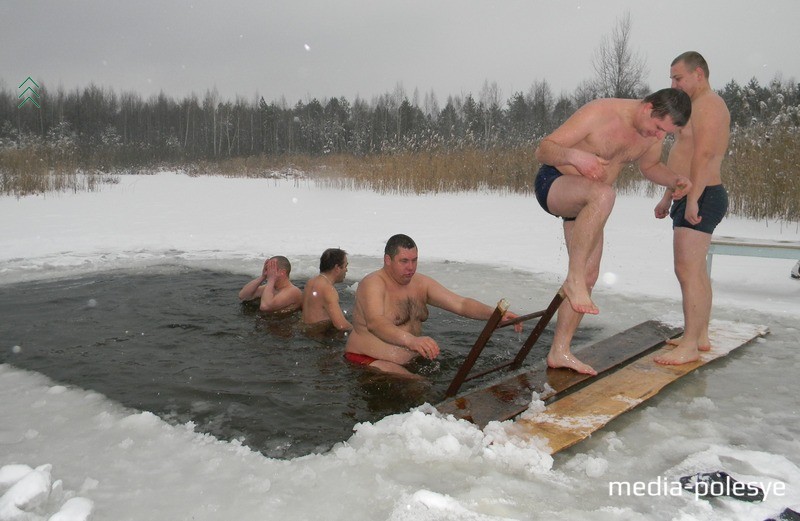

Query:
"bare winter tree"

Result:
[[480, 80, 503, 141], [591, 12, 649, 99]]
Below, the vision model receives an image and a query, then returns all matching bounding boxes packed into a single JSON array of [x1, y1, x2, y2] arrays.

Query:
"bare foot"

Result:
[[667, 336, 711, 352], [547, 352, 598, 375], [561, 281, 599, 315], [654, 343, 700, 366]]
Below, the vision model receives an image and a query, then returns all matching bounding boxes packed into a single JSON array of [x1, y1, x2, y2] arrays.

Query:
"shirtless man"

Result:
[[534, 88, 693, 374], [344, 234, 522, 377], [654, 52, 731, 366], [302, 248, 353, 332], [238, 256, 302, 313]]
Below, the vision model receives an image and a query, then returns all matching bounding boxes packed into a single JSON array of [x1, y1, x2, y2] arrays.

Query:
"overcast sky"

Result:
[[3, 0, 799, 106]]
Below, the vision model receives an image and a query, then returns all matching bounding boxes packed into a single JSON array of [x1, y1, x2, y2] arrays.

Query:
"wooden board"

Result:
[[507, 320, 768, 455], [436, 320, 682, 428]]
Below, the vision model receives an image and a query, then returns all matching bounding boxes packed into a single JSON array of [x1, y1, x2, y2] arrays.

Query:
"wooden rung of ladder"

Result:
[[444, 289, 564, 398]]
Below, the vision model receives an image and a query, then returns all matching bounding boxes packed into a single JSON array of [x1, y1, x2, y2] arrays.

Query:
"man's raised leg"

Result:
[[547, 176, 615, 315]]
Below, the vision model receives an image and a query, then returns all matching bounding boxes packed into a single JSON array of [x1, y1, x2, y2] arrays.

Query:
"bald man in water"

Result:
[[534, 88, 693, 375], [344, 234, 522, 377], [238, 256, 302, 313]]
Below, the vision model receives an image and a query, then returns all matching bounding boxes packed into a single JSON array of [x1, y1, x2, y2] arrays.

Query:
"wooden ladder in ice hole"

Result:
[[444, 289, 564, 398]]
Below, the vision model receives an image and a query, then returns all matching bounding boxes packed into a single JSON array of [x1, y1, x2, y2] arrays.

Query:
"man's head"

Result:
[[670, 51, 709, 98], [384, 234, 417, 258], [639, 88, 692, 138], [319, 248, 348, 282], [383, 234, 418, 285], [269, 255, 292, 278]]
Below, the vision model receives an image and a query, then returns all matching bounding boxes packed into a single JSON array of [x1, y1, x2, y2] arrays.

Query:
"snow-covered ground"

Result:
[[1, 172, 798, 520]]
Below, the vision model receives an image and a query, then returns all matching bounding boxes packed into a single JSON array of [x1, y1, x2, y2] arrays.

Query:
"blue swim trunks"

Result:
[[534, 164, 576, 221], [670, 184, 728, 234]]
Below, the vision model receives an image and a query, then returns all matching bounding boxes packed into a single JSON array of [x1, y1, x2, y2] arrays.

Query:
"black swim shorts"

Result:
[[534, 164, 575, 221], [670, 184, 728, 234]]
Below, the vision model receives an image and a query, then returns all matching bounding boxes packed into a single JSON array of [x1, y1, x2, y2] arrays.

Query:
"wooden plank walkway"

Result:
[[507, 320, 768, 454], [436, 320, 682, 428]]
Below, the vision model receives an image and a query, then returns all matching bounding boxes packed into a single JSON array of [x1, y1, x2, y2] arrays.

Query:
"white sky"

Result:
[[2, 0, 799, 104]]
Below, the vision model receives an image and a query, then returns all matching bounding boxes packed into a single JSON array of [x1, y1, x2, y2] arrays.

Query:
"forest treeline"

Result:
[[2, 76, 799, 164], [1, 75, 799, 220]]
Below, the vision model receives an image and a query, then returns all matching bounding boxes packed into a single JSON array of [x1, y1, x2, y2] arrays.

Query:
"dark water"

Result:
[[0, 266, 555, 458]]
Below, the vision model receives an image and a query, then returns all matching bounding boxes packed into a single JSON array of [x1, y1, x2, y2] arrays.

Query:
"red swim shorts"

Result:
[[344, 352, 377, 366]]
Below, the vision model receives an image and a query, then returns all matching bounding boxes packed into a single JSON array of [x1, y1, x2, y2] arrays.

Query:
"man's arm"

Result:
[[240, 258, 271, 301], [424, 275, 523, 332], [323, 286, 352, 331], [239, 276, 266, 301], [534, 101, 610, 181], [359, 276, 439, 359], [424, 275, 493, 319], [654, 188, 673, 219], [638, 141, 691, 199]]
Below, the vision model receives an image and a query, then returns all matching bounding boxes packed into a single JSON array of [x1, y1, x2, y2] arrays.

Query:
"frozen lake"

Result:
[[1, 173, 799, 520]]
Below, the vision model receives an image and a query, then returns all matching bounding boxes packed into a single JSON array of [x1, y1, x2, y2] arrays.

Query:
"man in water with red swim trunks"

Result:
[[344, 234, 522, 377]]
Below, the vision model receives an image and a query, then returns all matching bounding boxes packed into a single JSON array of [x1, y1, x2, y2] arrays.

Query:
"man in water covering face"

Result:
[[238, 255, 302, 313]]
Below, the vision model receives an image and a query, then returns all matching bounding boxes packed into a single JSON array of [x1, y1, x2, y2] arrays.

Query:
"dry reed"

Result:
[[1, 147, 120, 196], [2, 130, 798, 222]]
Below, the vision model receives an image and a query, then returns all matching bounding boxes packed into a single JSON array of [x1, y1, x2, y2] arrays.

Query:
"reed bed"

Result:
[[724, 124, 800, 222], [0, 147, 118, 196], [312, 147, 537, 195], [2, 128, 798, 222]]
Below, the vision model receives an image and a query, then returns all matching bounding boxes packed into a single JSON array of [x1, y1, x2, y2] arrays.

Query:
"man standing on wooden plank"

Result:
[[534, 88, 693, 374], [654, 51, 731, 366]]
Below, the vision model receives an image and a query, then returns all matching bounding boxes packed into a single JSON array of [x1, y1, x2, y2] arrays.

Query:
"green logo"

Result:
[[18, 77, 41, 108]]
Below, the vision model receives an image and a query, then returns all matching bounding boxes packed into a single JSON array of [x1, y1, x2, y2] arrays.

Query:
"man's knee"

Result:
[[674, 257, 707, 283], [589, 183, 616, 212]]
